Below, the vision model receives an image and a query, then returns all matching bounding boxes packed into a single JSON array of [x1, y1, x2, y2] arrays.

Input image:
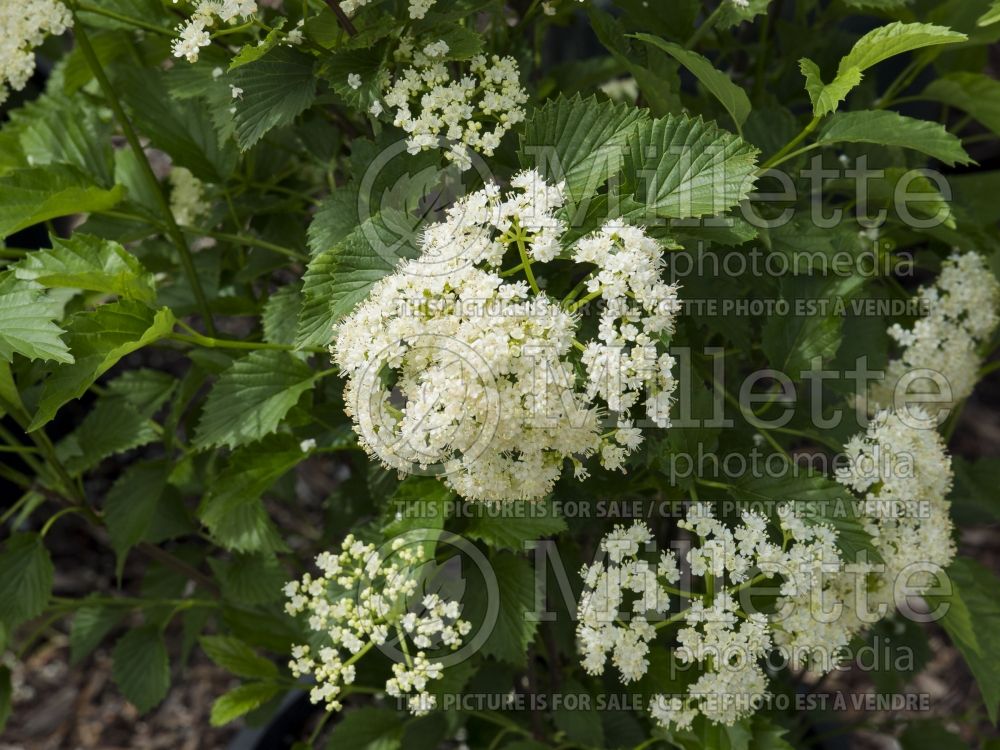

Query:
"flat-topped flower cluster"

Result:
[[378, 38, 529, 168], [0, 0, 72, 105], [284, 534, 470, 715], [332, 170, 681, 502], [578, 408, 955, 731], [171, 0, 259, 63]]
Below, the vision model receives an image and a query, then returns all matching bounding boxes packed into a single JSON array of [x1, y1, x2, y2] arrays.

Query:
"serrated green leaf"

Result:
[[467, 552, 538, 666], [925, 557, 1000, 724], [194, 350, 320, 450], [799, 58, 863, 117], [817, 110, 973, 166], [10, 92, 114, 186], [838, 22, 966, 75], [57, 395, 159, 475], [118, 68, 237, 182], [198, 434, 302, 553], [15, 234, 155, 302], [621, 114, 759, 220], [70, 601, 125, 664], [232, 47, 317, 151], [104, 461, 172, 576], [922, 72, 1000, 136], [229, 19, 287, 70], [207, 554, 288, 605], [296, 218, 409, 349], [210, 681, 281, 726], [112, 626, 171, 714], [465, 502, 567, 552], [201, 635, 278, 680], [0, 533, 54, 628], [29, 302, 176, 430], [0, 273, 73, 364], [632, 34, 751, 133], [519, 94, 648, 207], [104, 368, 177, 414], [0, 165, 124, 239], [325, 707, 403, 749], [307, 188, 359, 257], [762, 276, 864, 376], [262, 283, 303, 345]]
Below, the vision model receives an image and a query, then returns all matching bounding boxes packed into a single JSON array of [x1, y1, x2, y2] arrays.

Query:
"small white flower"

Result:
[[347, 73, 362, 90]]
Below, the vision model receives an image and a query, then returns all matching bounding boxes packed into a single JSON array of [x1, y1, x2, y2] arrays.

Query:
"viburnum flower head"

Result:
[[285, 534, 471, 715], [378, 38, 529, 168], [171, 0, 259, 63], [332, 170, 682, 502], [869, 251, 1000, 413], [0, 0, 72, 106]]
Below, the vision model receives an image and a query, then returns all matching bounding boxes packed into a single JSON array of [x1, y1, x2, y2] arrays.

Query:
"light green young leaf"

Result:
[[632, 34, 752, 133], [112, 626, 171, 714], [231, 47, 317, 151], [229, 18, 287, 70], [837, 21, 966, 75], [194, 350, 320, 450], [0, 273, 73, 365], [800, 23, 965, 118], [922, 72, 1000, 135], [210, 682, 281, 726], [979, 0, 1000, 27], [799, 58, 863, 117], [0, 165, 124, 239], [925, 557, 1000, 723], [518, 94, 648, 206], [29, 302, 176, 430], [15, 234, 156, 303], [620, 114, 759, 220], [200, 635, 278, 680], [0, 534, 54, 628], [817, 110, 973, 166]]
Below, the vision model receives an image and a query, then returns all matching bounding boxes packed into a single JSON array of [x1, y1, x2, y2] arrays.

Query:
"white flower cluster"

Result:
[[379, 39, 528, 168], [838, 408, 955, 598], [870, 252, 1000, 411], [0, 0, 71, 106], [408, 0, 437, 19], [332, 171, 681, 502], [285, 534, 470, 715], [168, 167, 208, 226], [171, 0, 258, 64], [577, 510, 843, 731], [577, 523, 668, 683]]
